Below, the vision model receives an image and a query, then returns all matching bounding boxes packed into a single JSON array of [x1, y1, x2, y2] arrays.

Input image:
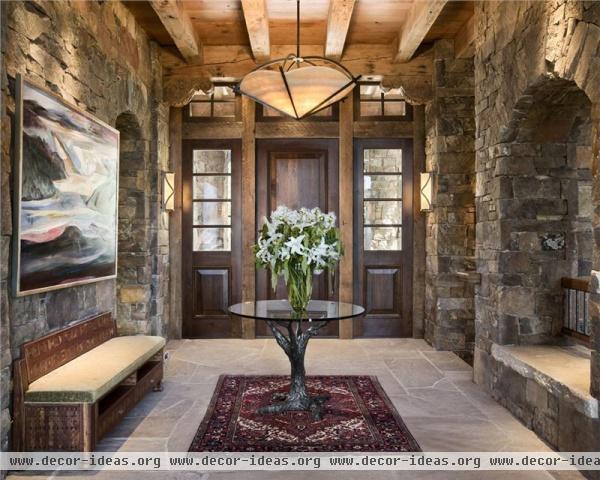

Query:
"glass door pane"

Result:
[[192, 149, 232, 252]]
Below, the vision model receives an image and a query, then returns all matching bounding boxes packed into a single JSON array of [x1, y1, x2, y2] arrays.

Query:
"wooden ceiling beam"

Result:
[[325, 0, 356, 61], [454, 14, 475, 59], [393, 0, 448, 63], [150, 0, 202, 63], [241, 0, 271, 62]]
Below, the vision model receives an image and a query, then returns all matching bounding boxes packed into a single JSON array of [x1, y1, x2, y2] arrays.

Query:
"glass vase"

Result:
[[286, 266, 313, 314]]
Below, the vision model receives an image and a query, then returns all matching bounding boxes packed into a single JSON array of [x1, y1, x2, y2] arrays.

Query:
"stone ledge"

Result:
[[491, 343, 598, 418]]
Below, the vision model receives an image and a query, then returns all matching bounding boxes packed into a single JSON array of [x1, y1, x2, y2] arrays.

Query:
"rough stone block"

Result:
[[497, 314, 519, 344], [494, 156, 537, 177], [561, 21, 589, 79], [119, 285, 150, 304], [557, 397, 600, 452], [525, 378, 548, 410], [512, 176, 561, 199], [499, 251, 537, 274], [498, 286, 536, 316]]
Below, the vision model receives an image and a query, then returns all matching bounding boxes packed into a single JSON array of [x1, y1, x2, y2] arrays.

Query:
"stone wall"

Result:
[[0, 0, 170, 451], [473, 0, 600, 457], [424, 39, 476, 361]]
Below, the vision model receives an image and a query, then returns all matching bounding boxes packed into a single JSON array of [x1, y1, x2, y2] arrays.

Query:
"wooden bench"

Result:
[[12, 312, 165, 451]]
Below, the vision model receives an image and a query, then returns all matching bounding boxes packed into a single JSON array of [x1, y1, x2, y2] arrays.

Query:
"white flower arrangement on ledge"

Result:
[[254, 206, 343, 313]]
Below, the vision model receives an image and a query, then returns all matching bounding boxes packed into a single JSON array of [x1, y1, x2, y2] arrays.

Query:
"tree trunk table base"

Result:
[[258, 319, 329, 420]]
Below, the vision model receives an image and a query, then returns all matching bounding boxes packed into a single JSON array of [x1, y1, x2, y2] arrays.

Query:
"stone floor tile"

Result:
[[104, 415, 180, 439], [390, 388, 486, 418], [384, 357, 445, 389], [421, 351, 472, 372], [401, 416, 516, 452]]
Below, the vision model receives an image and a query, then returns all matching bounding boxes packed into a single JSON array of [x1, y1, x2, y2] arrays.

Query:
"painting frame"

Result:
[[12, 74, 120, 297]]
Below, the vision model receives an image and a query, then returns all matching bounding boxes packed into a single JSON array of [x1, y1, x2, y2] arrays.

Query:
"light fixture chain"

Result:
[[296, 0, 300, 59]]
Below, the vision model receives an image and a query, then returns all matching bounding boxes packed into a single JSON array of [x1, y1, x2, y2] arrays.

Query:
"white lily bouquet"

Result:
[[254, 206, 343, 313]]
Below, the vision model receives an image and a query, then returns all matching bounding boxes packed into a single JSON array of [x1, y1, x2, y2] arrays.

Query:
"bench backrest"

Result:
[[22, 311, 116, 383]]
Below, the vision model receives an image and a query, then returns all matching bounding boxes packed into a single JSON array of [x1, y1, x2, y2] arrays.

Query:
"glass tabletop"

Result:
[[229, 300, 365, 321]]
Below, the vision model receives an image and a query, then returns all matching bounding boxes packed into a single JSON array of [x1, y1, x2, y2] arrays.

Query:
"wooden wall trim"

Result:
[[182, 119, 414, 140], [168, 107, 183, 339], [338, 96, 354, 339], [183, 121, 341, 139], [241, 97, 256, 338], [412, 105, 426, 339], [353, 120, 414, 138], [255, 121, 339, 138], [182, 121, 243, 139]]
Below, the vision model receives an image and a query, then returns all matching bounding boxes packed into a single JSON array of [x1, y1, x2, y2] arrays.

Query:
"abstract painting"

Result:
[[13, 75, 119, 296]]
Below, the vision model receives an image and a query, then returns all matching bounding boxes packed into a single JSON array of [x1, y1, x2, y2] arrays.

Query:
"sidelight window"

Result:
[[192, 150, 232, 251], [362, 149, 403, 250]]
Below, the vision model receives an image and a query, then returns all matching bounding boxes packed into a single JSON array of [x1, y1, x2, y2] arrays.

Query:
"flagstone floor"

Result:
[[8, 338, 587, 480]]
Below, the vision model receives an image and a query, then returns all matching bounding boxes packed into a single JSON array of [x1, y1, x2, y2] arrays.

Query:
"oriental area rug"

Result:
[[189, 375, 421, 452]]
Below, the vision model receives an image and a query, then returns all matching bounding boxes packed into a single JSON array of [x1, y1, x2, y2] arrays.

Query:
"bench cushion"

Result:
[[25, 335, 166, 403]]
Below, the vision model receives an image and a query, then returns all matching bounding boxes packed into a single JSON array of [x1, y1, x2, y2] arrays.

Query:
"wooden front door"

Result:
[[353, 139, 413, 337], [182, 140, 242, 338], [256, 139, 340, 337]]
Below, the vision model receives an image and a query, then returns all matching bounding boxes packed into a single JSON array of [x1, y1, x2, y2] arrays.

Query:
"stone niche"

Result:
[[492, 77, 593, 345]]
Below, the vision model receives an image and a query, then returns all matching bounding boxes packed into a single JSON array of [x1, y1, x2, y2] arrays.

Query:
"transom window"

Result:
[[363, 149, 402, 250], [189, 85, 236, 119], [357, 83, 407, 120], [192, 150, 232, 251], [257, 103, 337, 121]]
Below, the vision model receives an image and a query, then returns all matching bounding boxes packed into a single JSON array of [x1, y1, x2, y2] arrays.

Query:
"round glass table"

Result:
[[229, 299, 364, 419]]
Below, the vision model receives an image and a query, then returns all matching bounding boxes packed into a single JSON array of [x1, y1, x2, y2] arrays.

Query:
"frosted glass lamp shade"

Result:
[[420, 172, 433, 212], [163, 172, 175, 211], [239, 65, 358, 120]]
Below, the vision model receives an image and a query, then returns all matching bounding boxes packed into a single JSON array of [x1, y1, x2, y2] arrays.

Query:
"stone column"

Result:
[[424, 40, 476, 359]]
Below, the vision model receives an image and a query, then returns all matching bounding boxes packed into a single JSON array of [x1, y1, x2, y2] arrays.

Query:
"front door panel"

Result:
[[256, 139, 340, 337]]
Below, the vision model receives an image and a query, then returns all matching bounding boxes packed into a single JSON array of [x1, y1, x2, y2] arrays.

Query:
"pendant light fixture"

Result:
[[236, 0, 361, 120]]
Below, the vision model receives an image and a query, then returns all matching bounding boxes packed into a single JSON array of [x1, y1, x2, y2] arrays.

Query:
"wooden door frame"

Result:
[[182, 139, 242, 338], [255, 138, 340, 336], [353, 138, 414, 337]]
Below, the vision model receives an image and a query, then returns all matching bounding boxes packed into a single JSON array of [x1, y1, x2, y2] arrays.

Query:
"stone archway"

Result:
[[490, 77, 593, 346], [115, 112, 152, 334]]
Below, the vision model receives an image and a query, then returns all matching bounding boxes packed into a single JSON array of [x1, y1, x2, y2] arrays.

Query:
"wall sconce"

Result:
[[163, 172, 175, 211], [420, 172, 433, 212]]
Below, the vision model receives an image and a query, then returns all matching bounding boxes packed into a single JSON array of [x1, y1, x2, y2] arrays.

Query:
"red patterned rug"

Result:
[[189, 375, 421, 452]]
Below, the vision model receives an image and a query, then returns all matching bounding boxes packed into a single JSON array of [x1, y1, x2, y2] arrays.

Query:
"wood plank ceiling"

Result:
[[126, 0, 473, 64]]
